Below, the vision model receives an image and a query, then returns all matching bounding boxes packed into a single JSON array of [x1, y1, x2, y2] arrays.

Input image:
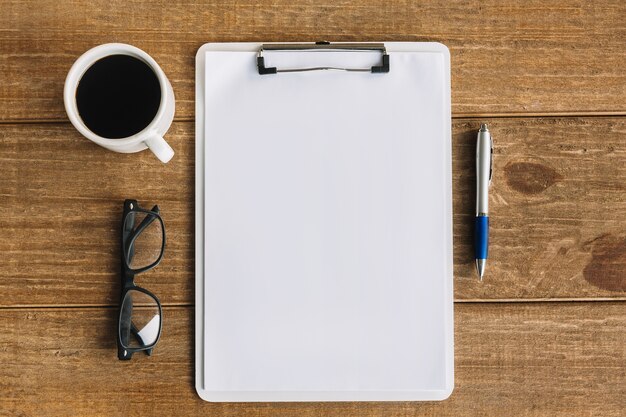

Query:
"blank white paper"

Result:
[[199, 44, 452, 402]]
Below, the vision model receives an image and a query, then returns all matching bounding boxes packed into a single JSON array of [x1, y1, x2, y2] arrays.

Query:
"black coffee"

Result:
[[76, 54, 161, 139]]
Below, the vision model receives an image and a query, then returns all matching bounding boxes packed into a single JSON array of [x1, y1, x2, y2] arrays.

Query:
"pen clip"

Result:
[[488, 136, 493, 186]]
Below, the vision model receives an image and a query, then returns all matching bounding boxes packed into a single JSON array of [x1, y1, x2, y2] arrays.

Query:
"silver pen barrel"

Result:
[[476, 124, 492, 216]]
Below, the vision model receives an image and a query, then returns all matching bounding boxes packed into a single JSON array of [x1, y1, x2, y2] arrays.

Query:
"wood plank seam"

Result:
[[1, 298, 625, 311], [1, 112, 626, 126]]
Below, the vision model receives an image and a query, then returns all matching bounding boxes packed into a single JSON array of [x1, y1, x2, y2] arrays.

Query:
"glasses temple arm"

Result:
[[130, 323, 153, 356], [133, 205, 160, 237], [125, 205, 160, 260]]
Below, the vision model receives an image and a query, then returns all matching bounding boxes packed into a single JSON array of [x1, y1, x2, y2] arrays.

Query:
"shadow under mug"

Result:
[[64, 43, 175, 163]]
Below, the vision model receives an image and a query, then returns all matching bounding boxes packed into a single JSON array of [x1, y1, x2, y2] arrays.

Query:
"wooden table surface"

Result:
[[1, 1, 624, 416]]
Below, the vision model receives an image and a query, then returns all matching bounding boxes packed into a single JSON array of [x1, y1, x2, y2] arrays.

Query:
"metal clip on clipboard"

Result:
[[257, 42, 390, 75]]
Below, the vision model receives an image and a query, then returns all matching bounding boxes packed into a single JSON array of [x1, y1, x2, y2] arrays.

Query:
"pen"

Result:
[[475, 124, 493, 280]]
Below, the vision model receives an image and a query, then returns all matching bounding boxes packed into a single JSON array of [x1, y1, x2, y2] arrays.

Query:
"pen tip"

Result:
[[476, 259, 486, 281], [479, 123, 489, 132]]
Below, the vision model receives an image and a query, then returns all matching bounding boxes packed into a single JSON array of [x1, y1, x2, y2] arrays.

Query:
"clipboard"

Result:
[[195, 42, 453, 402]]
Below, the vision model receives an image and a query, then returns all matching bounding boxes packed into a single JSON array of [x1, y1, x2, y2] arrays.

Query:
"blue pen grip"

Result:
[[474, 216, 489, 259]]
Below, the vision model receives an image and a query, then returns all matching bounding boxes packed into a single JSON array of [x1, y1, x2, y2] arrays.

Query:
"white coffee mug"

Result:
[[64, 43, 175, 163]]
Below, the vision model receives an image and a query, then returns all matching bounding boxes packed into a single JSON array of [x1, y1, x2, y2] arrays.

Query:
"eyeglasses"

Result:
[[117, 199, 165, 360]]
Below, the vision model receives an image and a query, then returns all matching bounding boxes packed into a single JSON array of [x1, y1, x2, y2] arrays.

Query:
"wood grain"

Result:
[[0, 303, 623, 416], [1, 117, 624, 306], [1, 0, 625, 122], [1, 2, 624, 415]]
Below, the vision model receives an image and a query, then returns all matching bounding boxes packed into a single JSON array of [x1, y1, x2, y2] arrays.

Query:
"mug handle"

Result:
[[145, 134, 175, 163]]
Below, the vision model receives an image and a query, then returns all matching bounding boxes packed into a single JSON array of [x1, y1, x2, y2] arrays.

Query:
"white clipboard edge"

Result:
[[195, 42, 453, 402]]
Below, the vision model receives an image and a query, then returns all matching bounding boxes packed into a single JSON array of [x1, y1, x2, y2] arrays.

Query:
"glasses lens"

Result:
[[124, 211, 164, 270], [119, 289, 161, 349]]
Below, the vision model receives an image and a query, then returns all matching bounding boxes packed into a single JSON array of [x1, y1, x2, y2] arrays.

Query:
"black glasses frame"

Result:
[[117, 199, 165, 360]]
